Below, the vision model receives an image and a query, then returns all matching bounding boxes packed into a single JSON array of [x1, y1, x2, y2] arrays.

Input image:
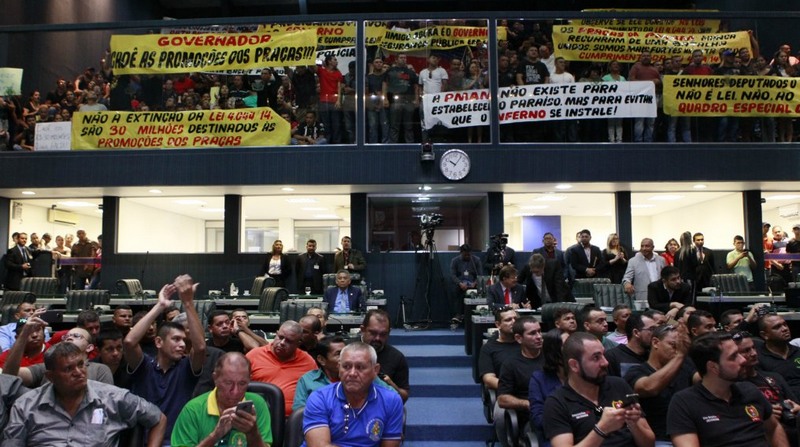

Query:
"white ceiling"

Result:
[[7, 181, 800, 221]]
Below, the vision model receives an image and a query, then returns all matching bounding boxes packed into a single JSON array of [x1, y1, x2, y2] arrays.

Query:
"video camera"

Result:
[[419, 213, 443, 230], [490, 233, 508, 251]]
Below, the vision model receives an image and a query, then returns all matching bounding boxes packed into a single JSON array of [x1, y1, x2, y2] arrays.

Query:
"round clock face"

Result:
[[440, 149, 470, 181]]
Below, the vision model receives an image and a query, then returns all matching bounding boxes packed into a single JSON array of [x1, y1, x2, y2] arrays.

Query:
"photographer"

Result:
[[450, 244, 482, 323], [726, 235, 757, 290], [484, 233, 515, 276]]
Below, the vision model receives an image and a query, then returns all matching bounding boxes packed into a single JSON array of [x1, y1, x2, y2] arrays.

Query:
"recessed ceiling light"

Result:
[[647, 195, 683, 201], [21, 191, 35, 195], [148, 189, 162, 194], [286, 198, 317, 204], [766, 194, 800, 201], [555, 184, 573, 190], [693, 184, 707, 189], [519, 205, 550, 210], [301, 207, 328, 211], [175, 199, 206, 205], [418, 185, 432, 191], [199, 208, 225, 213], [281, 187, 295, 192], [57, 201, 95, 207], [534, 195, 565, 202], [417, 196, 431, 202]]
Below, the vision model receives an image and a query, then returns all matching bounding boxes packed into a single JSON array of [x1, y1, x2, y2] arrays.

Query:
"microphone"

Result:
[[326, 315, 346, 336]]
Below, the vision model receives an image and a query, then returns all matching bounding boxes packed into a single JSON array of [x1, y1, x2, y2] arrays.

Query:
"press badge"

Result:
[[314, 264, 320, 269], [464, 271, 470, 277], [91, 408, 105, 424]]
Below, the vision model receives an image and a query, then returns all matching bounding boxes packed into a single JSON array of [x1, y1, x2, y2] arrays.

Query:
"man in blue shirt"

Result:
[[302, 342, 403, 447]]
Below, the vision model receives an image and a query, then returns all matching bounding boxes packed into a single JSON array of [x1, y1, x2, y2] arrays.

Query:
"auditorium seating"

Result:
[[572, 277, 611, 298], [65, 289, 110, 312], [248, 381, 286, 447], [19, 277, 58, 296], [284, 406, 305, 447], [592, 283, 632, 309], [115, 279, 144, 296], [258, 287, 289, 313], [710, 273, 750, 294], [251, 276, 276, 298], [280, 300, 327, 323]]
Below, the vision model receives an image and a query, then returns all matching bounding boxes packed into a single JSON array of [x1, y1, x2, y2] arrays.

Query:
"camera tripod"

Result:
[[405, 232, 450, 330]]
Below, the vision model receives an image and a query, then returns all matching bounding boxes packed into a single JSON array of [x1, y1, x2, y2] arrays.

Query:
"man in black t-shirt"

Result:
[[497, 316, 544, 423], [667, 332, 788, 447], [736, 330, 800, 447], [543, 332, 655, 446], [205, 310, 245, 354], [478, 307, 519, 392], [624, 324, 696, 442], [605, 313, 656, 378]]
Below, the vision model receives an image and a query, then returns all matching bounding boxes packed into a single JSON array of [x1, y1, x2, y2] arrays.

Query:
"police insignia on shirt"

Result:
[[745, 404, 762, 422], [368, 418, 384, 441]]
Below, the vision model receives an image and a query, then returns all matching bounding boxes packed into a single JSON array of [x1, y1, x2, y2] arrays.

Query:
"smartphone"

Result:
[[40, 310, 63, 324], [236, 400, 254, 414], [620, 393, 639, 408]]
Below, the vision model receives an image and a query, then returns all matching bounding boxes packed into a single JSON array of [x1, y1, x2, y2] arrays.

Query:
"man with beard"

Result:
[[757, 314, 800, 399], [497, 316, 544, 423], [302, 342, 403, 447], [667, 332, 789, 447], [734, 330, 800, 447], [246, 320, 317, 415], [543, 332, 655, 446], [360, 309, 409, 402], [624, 324, 697, 444], [605, 313, 658, 377]]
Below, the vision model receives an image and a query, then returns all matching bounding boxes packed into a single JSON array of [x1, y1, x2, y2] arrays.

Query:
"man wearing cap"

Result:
[[450, 243, 482, 322]]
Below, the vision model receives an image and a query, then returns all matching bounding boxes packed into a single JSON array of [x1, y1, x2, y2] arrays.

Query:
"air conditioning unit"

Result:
[[47, 209, 79, 225]]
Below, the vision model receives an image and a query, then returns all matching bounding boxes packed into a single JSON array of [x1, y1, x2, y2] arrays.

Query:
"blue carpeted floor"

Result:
[[391, 329, 494, 446]]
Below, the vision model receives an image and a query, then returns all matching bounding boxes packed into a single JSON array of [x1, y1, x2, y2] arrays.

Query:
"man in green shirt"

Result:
[[172, 352, 272, 447]]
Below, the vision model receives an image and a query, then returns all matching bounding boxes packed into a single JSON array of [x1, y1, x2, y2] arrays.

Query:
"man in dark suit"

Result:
[[323, 269, 365, 313], [693, 232, 716, 292], [532, 232, 567, 273], [295, 239, 327, 294], [488, 266, 528, 309], [647, 265, 693, 318], [565, 229, 605, 279], [4, 232, 33, 291], [517, 253, 570, 309]]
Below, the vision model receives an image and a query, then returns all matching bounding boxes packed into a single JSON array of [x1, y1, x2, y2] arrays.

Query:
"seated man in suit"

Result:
[[488, 265, 528, 309], [517, 253, 570, 308], [323, 270, 365, 313], [647, 265, 692, 320]]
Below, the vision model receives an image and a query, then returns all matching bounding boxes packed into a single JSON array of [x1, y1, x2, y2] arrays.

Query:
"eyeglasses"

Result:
[[651, 324, 676, 339]]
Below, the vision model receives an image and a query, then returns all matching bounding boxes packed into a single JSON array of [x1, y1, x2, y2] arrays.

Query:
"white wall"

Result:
[[763, 207, 800, 238], [118, 199, 206, 253], [8, 202, 102, 245], [644, 193, 744, 249], [560, 215, 617, 250]]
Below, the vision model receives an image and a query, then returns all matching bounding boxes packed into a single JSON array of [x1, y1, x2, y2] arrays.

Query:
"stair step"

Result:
[[405, 397, 493, 441], [413, 384, 479, 398], [404, 442, 489, 447], [410, 367, 475, 386], [408, 355, 471, 368], [391, 328, 464, 346]]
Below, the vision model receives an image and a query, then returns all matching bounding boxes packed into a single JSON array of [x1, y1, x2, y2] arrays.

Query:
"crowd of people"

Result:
[[0, 271, 410, 446], [6, 19, 797, 151], [4, 230, 102, 292]]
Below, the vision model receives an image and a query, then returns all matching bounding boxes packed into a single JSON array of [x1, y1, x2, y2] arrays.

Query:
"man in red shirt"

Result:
[[317, 55, 344, 144], [0, 318, 48, 368], [246, 320, 316, 415]]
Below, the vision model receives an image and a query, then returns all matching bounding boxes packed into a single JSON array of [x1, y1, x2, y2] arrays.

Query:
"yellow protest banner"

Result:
[[663, 75, 800, 117], [571, 18, 720, 34], [71, 108, 291, 150], [109, 29, 317, 75], [553, 27, 751, 64], [378, 26, 494, 52], [257, 22, 388, 47]]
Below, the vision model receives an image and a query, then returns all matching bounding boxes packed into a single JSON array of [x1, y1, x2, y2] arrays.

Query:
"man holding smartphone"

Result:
[[727, 235, 757, 289], [172, 352, 272, 447]]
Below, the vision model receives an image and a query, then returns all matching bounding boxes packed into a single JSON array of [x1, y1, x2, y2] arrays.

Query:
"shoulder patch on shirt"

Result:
[[367, 418, 385, 441], [745, 405, 762, 422]]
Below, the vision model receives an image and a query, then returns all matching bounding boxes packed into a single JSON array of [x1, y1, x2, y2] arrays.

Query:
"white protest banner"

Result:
[[422, 90, 491, 130], [0, 68, 23, 96], [497, 81, 656, 124], [202, 46, 356, 78], [35, 122, 72, 151], [422, 81, 657, 129]]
